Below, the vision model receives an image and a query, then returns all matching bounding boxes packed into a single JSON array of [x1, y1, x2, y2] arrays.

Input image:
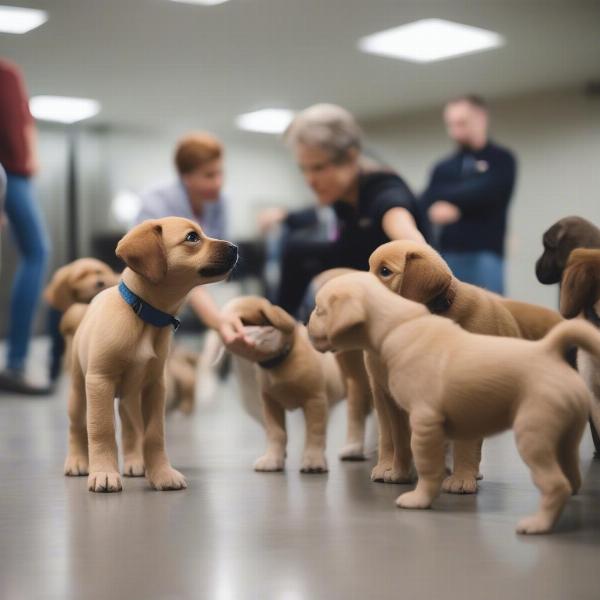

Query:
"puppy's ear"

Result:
[[560, 251, 600, 318], [326, 294, 366, 342], [44, 265, 76, 311], [116, 222, 167, 284], [259, 303, 297, 334], [400, 251, 452, 304]]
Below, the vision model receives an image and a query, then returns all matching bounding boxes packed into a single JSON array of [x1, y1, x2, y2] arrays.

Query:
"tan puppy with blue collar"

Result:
[[64, 217, 237, 492]]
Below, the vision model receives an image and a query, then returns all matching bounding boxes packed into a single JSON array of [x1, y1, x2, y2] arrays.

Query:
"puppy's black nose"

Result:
[[96, 280, 105, 289], [225, 243, 238, 265]]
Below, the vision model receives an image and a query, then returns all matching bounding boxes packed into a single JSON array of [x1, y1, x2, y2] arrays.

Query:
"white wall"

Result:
[[363, 87, 600, 307]]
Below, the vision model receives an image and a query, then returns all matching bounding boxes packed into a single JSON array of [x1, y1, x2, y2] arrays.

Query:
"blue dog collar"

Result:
[[118, 280, 181, 332]]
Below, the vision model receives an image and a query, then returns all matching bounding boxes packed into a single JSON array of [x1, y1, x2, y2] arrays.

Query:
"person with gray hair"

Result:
[[261, 103, 429, 316]]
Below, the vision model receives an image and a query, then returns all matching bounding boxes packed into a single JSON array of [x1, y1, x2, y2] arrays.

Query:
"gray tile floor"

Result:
[[1, 339, 599, 600]]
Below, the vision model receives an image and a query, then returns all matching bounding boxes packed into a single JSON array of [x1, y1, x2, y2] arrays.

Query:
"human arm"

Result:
[[187, 287, 259, 360]]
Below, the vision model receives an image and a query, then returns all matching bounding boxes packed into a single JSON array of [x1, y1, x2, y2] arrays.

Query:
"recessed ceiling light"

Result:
[[29, 96, 101, 124], [0, 5, 48, 34], [236, 109, 295, 134], [358, 18, 504, 63], [169, 0, 231, 6]]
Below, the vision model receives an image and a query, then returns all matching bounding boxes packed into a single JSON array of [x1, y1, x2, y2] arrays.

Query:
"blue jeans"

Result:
[[443, 251, 504, 295], [3, 173, 50, 371]]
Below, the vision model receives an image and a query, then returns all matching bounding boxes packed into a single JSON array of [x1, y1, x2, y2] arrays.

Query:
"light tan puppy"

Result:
[[44, 258, 119, 311], [369, 240, 563, 493], [55, 268, 199, 416], [308, 272, 593, 534], [220, 296, 345, 473], [64, 217, 237, 492], [560, 248, 600, 444]]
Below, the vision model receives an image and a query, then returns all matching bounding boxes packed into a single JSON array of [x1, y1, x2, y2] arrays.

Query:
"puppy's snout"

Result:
[[96, 280, 105, 289]]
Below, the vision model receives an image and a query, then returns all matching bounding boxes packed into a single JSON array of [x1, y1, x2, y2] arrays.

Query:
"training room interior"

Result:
[[1, 1, 600, 599]]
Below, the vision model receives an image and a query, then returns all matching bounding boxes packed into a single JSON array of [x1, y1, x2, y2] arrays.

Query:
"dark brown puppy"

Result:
[[536, 216, 600, 285], [536, 216, 600, 454], [560, 248, 600, 449]]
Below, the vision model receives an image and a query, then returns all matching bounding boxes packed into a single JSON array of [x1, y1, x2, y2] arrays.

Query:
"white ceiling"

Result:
[[1, 0, 599, 135]]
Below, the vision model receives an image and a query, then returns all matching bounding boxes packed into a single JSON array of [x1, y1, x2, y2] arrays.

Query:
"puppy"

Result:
[[536, 216, 600, 285], [560, 248, 600, 447], [44, 258, 119, 311], [64, 217, 237, 492], [308, 272, 594, 534], [52, 259, 199, 416], [536, 216, 600, 454], [219, 296, 346, 473], [369, 240, 523, 493]]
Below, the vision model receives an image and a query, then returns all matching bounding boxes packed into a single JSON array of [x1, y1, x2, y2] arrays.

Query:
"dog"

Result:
[[64, 217, 237, 492], [51, 259, 199, 415], [368, 240, 555, 494], [560, 248, 600, 447], [308, 272, 594, 534], [536, 216, 600, 285], [536, 216, 600, 453], [44, 258, 119, 312], [217, 295, 367, 472]]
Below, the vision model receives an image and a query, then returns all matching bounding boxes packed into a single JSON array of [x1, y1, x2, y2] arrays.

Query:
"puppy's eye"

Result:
[[185, 231, 200, 243], [379, 266, 392, 277]]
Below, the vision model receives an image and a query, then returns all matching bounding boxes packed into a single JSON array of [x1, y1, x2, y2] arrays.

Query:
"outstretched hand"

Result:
[[217, 313, 259, 361]]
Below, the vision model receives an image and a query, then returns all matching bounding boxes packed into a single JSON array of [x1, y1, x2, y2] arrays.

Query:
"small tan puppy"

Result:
[[64, 217, 237, 492], [369, 240, 563, 493], [560, 248, 600, 443], [44, 258, 119, 311], [308, 272, 594, 534], [220, 296, 346, 473]]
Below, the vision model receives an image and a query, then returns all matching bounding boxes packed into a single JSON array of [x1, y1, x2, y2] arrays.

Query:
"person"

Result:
[[261, 103, 429, 317], [0, 59, 51, 395], [421, 94, 517, 294], [135, 132, 251, 355]]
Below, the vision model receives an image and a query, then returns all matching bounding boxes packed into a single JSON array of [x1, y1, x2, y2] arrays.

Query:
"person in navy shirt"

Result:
[[421, 95, 517, 294]]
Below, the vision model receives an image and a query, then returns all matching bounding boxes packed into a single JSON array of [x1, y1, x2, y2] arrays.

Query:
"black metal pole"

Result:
[[66, 125, 79, 261]]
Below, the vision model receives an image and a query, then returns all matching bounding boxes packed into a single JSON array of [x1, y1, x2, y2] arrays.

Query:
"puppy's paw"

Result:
[[516, 514, 554, 535], [123, 456, 145, 477], [300, 451, 328, 474], [442, 474, 478, 494], [383, 467, 415, 484], [395, 491, 432, 510], [88, 471, 122, 493], [148, 467, 187, 491], [254, 453, 285, 472], [371, 461, 393, 482], [338, 443, 366, 462], [64, 455, 89, 476]]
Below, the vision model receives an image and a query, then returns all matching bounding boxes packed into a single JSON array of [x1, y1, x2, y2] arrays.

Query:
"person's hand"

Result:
[[217, 313, 259, 361], [428, 201, 461, 226], [257, 207, 287, 233]]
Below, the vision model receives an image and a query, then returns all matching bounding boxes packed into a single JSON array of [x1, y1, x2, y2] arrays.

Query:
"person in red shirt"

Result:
[[0, 59, 51, 395]]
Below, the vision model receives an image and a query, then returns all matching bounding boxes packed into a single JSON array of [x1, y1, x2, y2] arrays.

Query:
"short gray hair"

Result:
[[284, 103, 363, 162]]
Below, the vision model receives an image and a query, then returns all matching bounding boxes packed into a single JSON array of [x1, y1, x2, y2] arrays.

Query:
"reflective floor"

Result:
[[1, 339, 599, 600]]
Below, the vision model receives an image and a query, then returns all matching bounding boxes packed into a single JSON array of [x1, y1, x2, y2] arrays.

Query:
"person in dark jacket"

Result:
[[421, 95, 516, 294], [259, 103, 430, 318]]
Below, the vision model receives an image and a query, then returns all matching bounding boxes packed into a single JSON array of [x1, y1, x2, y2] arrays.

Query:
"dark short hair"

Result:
[[174, 132, 223, 175], [446, 94, 488, 111]]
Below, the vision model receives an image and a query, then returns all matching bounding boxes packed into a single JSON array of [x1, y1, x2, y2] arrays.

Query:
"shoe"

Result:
[[0, 369, 53, 396]]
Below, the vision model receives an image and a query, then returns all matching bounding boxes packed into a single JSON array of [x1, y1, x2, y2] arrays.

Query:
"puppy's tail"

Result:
[[542, 319, 600, 360]]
